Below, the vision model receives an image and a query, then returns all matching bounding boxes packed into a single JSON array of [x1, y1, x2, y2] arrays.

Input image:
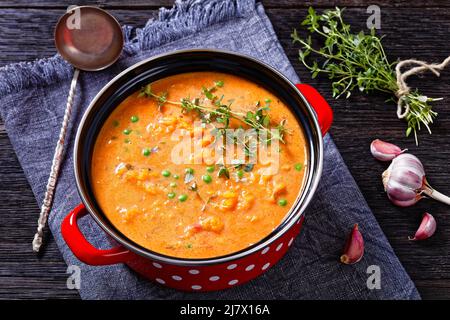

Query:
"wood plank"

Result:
[[0, 126, 80, 299], [1, 3, 450, 299], [0, 276, 79, 299], [414, 280, 450, 300], [0, 0, 450, 8]]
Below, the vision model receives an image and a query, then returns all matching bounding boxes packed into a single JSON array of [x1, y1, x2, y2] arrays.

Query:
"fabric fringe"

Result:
[[0, 0, 255, 97]]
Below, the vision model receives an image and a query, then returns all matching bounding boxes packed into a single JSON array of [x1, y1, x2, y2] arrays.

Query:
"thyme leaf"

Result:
[[217, 166, 230, 179]]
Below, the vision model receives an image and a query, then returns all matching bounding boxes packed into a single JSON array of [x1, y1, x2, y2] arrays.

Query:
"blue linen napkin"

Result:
[[0, 0, 420, 299]]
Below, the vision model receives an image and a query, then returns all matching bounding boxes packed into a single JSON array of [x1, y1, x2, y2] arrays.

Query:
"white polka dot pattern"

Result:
[[146, 223, 303, 291], [288, 237, 294, 246], [245, 264, 255, 271], [227, 263, 237, 270]]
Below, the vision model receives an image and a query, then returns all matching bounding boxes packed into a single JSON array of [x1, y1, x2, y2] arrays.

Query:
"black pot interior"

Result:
[[75, 50, 322, 263]]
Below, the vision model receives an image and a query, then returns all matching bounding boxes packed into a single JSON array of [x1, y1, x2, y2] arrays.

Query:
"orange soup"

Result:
[[91, 72, 308, 258]]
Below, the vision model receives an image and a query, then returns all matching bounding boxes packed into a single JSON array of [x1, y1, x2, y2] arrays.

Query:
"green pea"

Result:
[[202, 174, 212, 184], [178, 194, 188, 202], [185, 168, 194, 174], [112, 120, 119, 127], [123, 129, 132, 135], [161, 170, 171, 177], [130, 115, 139, 123], [169, 182, 177, 188], [142, 148, 151, 156], [237, 170, 244, 179], [206, 165, 215, 173], [295, 163, 303, 171], [173, 174, 180, 180], [167, 192, 176, 199], [278, 199, 288, 207]]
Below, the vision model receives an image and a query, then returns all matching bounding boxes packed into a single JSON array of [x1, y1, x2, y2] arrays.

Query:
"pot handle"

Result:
[[61, 203, 134, 265], [296, 83, 333, 136]]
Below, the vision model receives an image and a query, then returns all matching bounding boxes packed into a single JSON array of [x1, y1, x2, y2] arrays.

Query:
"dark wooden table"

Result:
[[1, 0, 449, 299]]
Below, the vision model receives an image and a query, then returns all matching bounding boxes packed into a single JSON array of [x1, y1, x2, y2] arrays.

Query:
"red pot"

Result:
[[61, 49, 333, 292]]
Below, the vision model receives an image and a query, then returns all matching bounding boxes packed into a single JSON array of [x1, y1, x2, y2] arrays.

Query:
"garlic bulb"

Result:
[[382, 153, 450, 207]]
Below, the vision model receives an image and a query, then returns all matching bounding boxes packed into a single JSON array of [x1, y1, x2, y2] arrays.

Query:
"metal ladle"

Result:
[[32, 6, 124, 252]]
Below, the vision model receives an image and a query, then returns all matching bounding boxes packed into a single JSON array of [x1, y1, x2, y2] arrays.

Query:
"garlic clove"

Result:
[[386, 194, 421, 207], [384, 176, 422, 207], [394, 154, 425, 180], [370, 139, 406, 161], [389, 167, 423, 190], [340, 224, 364, 265], [409, 212, 436, 241]]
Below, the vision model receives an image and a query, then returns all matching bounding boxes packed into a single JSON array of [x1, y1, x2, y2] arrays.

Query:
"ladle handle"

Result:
[[32, 68, 80, 252]]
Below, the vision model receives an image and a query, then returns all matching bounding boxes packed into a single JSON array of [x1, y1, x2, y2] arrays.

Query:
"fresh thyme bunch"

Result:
[[292, 7, 444, 143]]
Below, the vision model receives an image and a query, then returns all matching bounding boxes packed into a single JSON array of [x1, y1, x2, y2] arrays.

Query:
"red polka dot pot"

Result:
[[61, 49, 332, 292]]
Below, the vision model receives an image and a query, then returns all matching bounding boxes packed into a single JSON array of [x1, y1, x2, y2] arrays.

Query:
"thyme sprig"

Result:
[[292, 7, 442, 143], [138, 81, 286, 144]]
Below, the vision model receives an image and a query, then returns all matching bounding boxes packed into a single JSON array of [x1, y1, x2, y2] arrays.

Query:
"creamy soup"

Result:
[[91, 72, 308, 258]]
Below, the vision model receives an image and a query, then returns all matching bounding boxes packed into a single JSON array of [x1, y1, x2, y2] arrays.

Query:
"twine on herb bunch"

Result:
[[395, 56, 450, 119]]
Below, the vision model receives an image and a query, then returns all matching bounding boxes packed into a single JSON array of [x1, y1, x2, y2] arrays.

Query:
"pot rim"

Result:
[[73, 48, 324, 266]]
